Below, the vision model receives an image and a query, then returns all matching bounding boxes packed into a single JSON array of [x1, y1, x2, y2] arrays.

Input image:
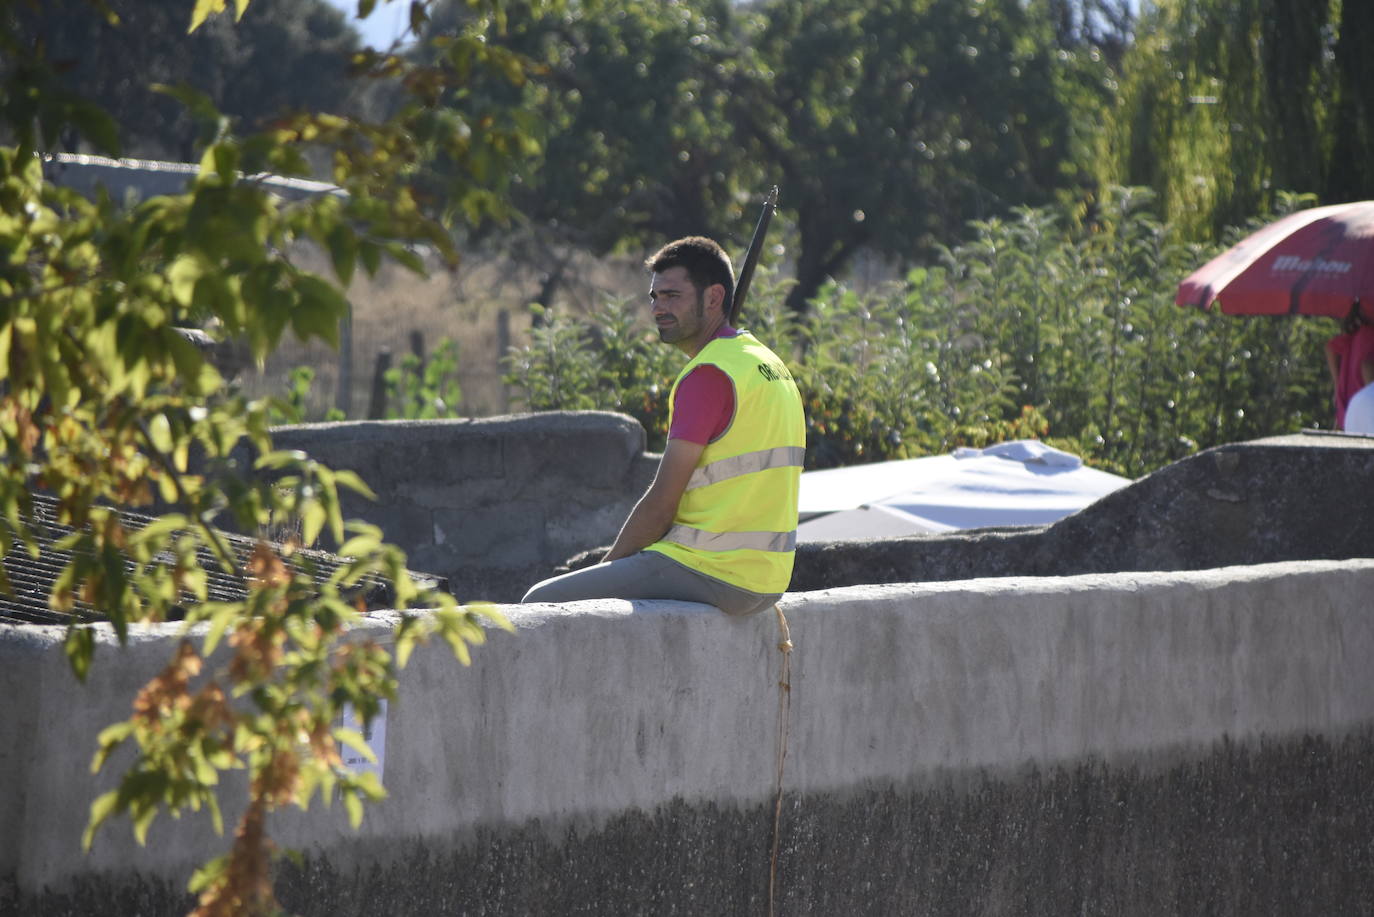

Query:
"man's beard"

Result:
[[656, 292, 705, 343]]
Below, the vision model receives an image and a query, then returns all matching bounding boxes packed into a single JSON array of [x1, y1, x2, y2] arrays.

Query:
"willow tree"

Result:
[[1097, 0, 1365, 239]]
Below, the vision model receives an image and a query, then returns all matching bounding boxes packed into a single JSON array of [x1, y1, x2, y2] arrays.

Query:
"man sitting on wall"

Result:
[[521, 236, 805, 616]]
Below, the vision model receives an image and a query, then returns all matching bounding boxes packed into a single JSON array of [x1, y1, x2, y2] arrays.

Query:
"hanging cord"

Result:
[[768, 604, 794, 917]]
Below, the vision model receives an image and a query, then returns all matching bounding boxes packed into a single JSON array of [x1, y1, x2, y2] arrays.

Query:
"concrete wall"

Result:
[[259, 417, 1373, 600], [263, 412, 657, 603], [5, 559, 1374, 915], [43, 153, 341, 203]]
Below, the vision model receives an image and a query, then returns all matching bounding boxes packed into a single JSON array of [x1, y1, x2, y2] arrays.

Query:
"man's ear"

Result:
[[706, 283, 727, 316]]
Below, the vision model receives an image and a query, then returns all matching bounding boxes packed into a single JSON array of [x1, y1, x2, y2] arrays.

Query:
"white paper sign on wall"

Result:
[[338, 700, 388, 781]]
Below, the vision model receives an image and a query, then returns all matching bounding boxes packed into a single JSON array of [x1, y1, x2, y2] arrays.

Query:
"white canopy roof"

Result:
[[796, 440, 1131, 542]]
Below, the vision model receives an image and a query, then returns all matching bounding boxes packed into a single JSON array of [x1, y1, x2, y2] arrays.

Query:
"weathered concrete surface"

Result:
[[25, 737, 1374, 917], [264, 412, 657, 602], [4, 559, 1374, 915], [792, 433, 1374, 591], [254, 415, 1371, 599]]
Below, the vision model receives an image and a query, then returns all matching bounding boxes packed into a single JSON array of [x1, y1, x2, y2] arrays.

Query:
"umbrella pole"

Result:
[[1210, 316, 1232, 444], [1271, 316, 1299, 433]]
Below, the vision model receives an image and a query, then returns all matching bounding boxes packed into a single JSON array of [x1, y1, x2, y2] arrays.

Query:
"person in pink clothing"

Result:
[[1324, 304, 1374, 429]]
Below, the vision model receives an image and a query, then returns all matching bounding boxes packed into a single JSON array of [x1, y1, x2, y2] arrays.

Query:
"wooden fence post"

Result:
[[497, 309, 511, 411], [336, 304, 353, 417], [368, 348, 392, 419]]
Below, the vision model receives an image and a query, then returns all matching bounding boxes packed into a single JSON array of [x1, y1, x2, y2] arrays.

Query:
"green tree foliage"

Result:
[[5, 0, 362, 161], [0, 0, 554, 913], [1099, 0, 1370, 238], [1325, 0, 1374, 203], [417, 0, 756, 256], [504, 301, 679, 441], [427, 0, 1119, 313], [1042, 0, 1136, 67], [732, 0, 1111, 312], [504, 189, 1334, 477], [384, 336, 464, 418]]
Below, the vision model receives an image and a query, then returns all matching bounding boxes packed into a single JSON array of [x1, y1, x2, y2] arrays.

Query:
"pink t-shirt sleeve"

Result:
[[1352, 325, 1374, 367], [668, 364, 736, 445]]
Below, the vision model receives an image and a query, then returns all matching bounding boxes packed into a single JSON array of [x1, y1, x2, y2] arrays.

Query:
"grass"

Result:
[[234, 243, 648, 420]]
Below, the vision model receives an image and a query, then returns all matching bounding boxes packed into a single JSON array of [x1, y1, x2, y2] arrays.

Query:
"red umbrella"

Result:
[[1176, 200, 1374, 318]]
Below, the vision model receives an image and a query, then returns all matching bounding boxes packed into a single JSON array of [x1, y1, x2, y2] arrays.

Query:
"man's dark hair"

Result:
[[1344, 300, 1364, 335], [645, 236, 735, 315]]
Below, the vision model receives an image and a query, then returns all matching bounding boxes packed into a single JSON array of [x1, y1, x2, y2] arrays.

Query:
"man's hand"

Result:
[[604, 438, 706, 561]]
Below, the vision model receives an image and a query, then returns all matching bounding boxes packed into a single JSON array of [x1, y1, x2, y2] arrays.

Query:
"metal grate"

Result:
[[0, 494, 441, 627]]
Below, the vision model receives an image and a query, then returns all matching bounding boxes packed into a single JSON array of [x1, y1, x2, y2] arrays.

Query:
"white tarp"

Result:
[[796, 440, 1131, 542]]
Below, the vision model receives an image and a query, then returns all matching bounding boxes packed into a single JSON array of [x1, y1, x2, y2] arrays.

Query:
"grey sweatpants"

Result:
[[521, 550, 781, 617]]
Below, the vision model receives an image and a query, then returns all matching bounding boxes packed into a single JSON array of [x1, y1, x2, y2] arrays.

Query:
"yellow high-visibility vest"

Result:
[[647, 331, 806, 594]]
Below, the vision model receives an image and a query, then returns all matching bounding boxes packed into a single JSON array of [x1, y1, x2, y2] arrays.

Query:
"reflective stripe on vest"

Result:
[[662, 525, 797, 554], [686, 445, 807, 491]]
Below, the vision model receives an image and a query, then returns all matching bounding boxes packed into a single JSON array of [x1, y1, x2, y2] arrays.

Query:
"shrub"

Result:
[[502, 189, 1335, 477]]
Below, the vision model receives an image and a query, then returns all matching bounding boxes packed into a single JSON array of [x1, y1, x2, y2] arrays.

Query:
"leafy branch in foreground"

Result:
[[1, 1, 552, 913]]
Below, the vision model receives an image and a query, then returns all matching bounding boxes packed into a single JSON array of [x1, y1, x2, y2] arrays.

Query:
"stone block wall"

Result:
[[793, 431, 1374, 590], [265, 412, 657, 602], [257, 416, 1373, 600]]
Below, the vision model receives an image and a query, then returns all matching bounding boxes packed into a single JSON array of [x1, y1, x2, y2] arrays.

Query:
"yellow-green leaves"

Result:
[[167, 255, 206, 307], [188, 0, 250, 33], [147, 413, 175, 454], [342, 771, 386, 828], [326, 222, 357, 287], [290, 274, 347, 348], [64, 627, 97, 682], [0, 2, 561, 913], [84, 790, 121, 851]]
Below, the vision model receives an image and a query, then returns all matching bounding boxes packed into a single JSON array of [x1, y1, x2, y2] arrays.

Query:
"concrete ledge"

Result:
[[4, 559, 1374, 914]]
